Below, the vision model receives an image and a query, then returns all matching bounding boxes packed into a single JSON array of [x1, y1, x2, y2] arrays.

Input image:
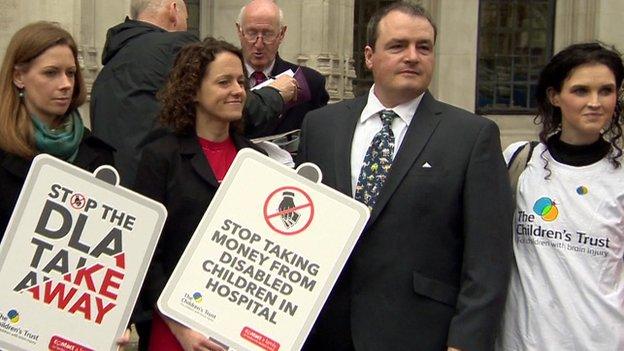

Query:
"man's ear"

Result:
[[364, 45, 374, 70], [276, 25, 287, 45], [547, 87, 560, 107], [167, 1, 178, 25], [236, 23, 243, 38]]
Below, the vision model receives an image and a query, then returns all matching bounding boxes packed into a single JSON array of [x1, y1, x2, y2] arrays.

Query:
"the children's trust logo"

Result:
[[7, 309, 19, 324], [533, 197, 558, 222], [193, 292, 203, 304], [576, 186, 588, 195]]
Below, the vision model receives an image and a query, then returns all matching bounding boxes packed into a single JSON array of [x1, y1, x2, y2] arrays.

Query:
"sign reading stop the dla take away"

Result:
[[158, 149, 369, 351], [0, 154, 166, 351]]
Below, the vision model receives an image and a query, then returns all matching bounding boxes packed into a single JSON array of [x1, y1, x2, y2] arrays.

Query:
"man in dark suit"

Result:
[[91, 0, 298, 188], [298, 2, 513, 350], [236, 0, 330, 138]]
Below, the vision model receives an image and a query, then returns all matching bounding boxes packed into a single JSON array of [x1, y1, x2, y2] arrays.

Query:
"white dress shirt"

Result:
[[350, 86, 424, 196], [245, 61, 275, 87]]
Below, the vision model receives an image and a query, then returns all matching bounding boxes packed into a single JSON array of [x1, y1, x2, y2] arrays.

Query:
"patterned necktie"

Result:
[[251, 71, 267, 86], [355, 110, 398, 210]]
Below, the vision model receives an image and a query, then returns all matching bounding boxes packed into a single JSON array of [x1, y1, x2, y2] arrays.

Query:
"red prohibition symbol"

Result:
[[70, 193, 86, 210], [263, 186, 314, 235]]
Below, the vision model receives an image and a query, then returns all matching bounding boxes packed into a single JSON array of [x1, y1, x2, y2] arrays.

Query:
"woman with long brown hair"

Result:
[[0, 21, 113, 238], [0, 21, 132, 347]]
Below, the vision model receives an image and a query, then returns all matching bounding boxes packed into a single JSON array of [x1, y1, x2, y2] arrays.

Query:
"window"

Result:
[[476, 0, 555, 114], [352, 0, 396, 96]]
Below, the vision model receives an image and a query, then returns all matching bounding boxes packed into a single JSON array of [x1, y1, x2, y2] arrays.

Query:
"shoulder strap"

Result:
[[508, 141, 538, 201]]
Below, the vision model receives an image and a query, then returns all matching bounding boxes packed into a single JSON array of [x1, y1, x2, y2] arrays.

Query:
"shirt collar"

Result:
[[360, 85, 424, 126], [245, 60, 275, 79]]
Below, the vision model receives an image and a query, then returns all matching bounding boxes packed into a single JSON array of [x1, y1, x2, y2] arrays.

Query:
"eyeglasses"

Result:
[[241, 29, 280, 44]]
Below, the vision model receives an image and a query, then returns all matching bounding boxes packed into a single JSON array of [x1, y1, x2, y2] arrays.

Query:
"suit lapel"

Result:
[[334, 96, 366, 196], [271, 55, 292, 76], [179, 134, 220, 188], [366, 92, 442, 227]]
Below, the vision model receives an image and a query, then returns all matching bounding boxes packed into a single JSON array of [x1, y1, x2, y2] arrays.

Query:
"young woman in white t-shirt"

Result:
[[498, 42, 624, 351]]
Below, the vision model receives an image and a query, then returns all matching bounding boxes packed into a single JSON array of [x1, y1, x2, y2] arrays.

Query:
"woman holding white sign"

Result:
[[0, 22, 134, 348], [0, 22, 114, 236], [134, 37, 266, 351]]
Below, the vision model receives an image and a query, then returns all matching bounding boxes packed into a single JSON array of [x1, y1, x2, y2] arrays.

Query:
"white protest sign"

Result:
[[158, 149, 369, 351], [0, 154, 166, 351]]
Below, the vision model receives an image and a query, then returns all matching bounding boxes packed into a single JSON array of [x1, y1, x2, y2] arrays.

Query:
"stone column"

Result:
[[78, 0, 98, 98], [554, 0, 597, 51], [427, 0, 479, 113], [289, 0, 355, 101]]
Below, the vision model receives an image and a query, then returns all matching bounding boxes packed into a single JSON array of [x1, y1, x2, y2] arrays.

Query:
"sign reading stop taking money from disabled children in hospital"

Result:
[[158, 149, 369, 351], [0, 155, 166, 351]]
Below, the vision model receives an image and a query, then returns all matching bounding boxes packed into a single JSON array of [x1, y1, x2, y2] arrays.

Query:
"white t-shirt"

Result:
[[498, 142, 624, 351]]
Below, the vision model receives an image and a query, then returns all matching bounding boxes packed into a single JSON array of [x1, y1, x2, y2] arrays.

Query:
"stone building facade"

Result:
[[1, 0, 623, 147]]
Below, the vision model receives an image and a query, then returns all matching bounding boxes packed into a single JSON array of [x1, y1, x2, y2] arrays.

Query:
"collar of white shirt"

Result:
[[360, 85, 424, 126], [245, 61, 275, 80]]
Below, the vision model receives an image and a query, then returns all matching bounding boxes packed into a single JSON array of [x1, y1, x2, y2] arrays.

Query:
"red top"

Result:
[[198, 136, 237, 182], [149, 312, 182, 351], [148, 136, 237, 351]]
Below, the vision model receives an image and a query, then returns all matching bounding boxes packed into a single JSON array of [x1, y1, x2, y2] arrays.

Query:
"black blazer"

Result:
[[0, 131, 114, 240], [133, 132, 266, 314], [246, 55, 329, 138], [297, 92, 513, 351]]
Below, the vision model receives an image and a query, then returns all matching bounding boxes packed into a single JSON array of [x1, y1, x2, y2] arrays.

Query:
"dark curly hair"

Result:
[[158, 37, 246, 135], [535, 42, 624, 171]]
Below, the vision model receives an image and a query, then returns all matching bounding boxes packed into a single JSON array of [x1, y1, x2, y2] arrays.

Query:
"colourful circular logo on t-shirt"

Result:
[[7, 309, 19, 323], [576, 186, 588, 195], [193, 292, 203, 303], [533, 197, 558, 221]]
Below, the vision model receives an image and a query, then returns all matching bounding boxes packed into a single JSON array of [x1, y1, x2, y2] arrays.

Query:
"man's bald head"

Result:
[[236, 0, 286, 71], [237, 0, 284, 28], [130, 0, 188, 32]]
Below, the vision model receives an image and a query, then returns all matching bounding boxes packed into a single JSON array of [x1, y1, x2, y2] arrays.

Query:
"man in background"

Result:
[[236, 0, 329, 138], [91, 0, 297, 187]]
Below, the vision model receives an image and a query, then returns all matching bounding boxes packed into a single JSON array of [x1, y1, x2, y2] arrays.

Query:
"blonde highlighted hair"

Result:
[[0, 21, 86, 158]]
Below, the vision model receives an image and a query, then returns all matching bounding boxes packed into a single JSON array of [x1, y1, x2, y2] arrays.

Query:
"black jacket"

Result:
[[91, 19, 284, 187], [0, 131, 114, 241], [133, 132, 266, 316], [246, 55, 330, 138], [90, 18, 197, 187], [298, 93, 512, 351]]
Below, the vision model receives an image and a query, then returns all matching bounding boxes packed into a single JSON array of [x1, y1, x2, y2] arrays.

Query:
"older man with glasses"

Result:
[[236, 0, 329, 139]]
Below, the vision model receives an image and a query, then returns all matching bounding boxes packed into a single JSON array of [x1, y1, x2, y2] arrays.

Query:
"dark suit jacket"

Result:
[[133, 132, 266, 315], [246, 55, 330, 138], [90, 18, 197, 187], [91, 18, 284, 187], [0, 130, 114, 240], [297, 92, 513, 351]]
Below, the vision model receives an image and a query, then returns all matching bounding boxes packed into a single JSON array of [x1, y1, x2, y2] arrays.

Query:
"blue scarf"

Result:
[[31, 110, 84, 162]]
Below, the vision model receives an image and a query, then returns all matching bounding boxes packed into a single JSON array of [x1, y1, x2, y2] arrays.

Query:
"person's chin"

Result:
[[225, 113, 243, 122], [394, 81, 426, 94], [251, 57, 268, 68], [50, 107, 70, 116]]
